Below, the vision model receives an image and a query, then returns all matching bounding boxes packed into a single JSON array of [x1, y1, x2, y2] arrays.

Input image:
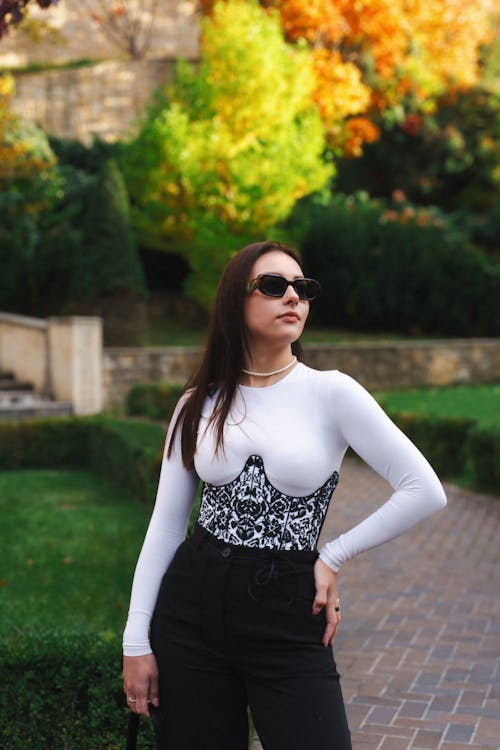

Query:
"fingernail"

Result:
[[152, 698, 159, 707]]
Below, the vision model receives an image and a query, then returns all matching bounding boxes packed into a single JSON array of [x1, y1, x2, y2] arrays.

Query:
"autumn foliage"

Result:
[[199, 0, 493, 155], [121, 0, 332, 306], [0, 74, 55, 190]]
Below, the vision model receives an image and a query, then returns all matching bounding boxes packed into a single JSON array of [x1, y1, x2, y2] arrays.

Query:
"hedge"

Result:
[[125, 382, 184, 422], [0, 416, 184, 749], [0, 416, 165, 505], [385, 411, 475, 478], [0, 629, 155, 750], [466, 424, 500, 490], [301, 199, 500, 336], [382, 409, 499, 494], [122, 382, 500, 494]]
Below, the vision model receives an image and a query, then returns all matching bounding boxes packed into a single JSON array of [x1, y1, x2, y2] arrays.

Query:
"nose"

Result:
[[283, 283, 299, 304]]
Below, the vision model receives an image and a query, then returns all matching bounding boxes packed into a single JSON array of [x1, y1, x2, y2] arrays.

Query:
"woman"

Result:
[[123, 240, 447, 749]]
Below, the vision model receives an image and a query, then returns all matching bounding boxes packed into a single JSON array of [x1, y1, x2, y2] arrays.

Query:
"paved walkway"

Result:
[[252, 457, 500, 750]]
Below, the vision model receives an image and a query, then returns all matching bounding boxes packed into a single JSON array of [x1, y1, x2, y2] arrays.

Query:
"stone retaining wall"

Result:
[[103, 339, 500, 408], [0, 1, 198, 69], [10, 58, 181, 143]]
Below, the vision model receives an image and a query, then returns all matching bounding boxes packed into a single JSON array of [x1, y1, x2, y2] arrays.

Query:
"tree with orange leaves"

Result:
[[199, 0, 493, 155]]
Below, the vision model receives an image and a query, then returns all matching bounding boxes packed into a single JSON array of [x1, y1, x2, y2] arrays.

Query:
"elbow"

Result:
[[402, 472, 447, 515], [429, 480, 447, 512]]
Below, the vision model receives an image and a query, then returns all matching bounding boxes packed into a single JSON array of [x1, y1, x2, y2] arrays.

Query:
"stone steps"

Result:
[[0, 402, 73, 419], [0, 378, 34, 391], [0, 371, 73, 419]]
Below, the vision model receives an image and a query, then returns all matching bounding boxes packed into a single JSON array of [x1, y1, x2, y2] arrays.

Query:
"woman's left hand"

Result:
[[313, 557, 341, 647]]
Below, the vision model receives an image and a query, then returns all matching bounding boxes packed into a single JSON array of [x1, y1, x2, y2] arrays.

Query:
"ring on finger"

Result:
[[128, 696, 137, 703]]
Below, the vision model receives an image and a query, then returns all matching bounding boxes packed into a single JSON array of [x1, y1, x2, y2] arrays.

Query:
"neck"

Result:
[[241, 346, 297, 387]]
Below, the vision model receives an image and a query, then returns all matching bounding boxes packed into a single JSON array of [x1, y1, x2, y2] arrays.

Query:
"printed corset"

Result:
[[198, 455, 339, 551]]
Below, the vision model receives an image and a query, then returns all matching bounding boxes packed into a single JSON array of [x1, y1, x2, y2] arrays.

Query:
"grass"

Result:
[[144, 317, 207, 347], [302, 328, 417, 344], [373, 383, 500, 427], [143, 318, 429, 347], [0, 469, 150, 637]]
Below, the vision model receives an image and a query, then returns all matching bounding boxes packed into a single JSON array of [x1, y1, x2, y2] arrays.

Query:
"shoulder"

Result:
[[298, 365, 378, 414], [299, 364, 365, 395]]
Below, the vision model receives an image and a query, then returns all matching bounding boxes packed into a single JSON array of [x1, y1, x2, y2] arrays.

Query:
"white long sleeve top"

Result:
[[123, 364, 447, 656]]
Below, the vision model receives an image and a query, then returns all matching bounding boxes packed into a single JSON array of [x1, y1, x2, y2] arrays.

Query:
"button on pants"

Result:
[[149, 524, 352, 750]]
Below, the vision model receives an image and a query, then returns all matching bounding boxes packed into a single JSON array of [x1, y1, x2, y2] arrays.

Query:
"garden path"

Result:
[[251, 457, 500, 750]]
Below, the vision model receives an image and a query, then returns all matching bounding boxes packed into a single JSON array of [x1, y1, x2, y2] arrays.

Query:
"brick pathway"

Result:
[[251, 457, 500, 750]]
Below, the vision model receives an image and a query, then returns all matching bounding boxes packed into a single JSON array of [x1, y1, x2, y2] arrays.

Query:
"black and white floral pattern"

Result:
[[198, 455, 339, 550]]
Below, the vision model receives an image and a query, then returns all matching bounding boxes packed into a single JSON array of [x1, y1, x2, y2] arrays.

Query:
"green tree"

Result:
[[68, 158, 147, 344], [120, 0, 333, 307]]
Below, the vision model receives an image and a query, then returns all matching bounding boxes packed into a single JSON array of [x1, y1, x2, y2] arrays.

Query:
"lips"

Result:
[[278, 312, 300, 321]]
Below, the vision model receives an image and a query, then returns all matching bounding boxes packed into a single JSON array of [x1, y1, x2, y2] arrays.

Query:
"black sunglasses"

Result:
[[246, 273, 320, 301]]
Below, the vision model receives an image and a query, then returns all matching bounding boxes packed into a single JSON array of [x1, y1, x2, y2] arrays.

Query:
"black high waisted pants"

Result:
[[149, 523, 352, 750]]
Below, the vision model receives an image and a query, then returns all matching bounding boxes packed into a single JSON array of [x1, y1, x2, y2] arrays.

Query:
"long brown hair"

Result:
[[167, 240, 305, 469]]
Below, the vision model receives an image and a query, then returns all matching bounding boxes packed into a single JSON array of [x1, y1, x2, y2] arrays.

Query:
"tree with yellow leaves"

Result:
[[0, 73, 55, 191], [121, 0, 332, 307]]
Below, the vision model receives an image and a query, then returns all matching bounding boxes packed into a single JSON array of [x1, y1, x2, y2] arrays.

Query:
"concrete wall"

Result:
[[0, 313, 49, 392], [0, 312, 103, 414], [102, 339, 500, 408], [48, 316, 103, 415]]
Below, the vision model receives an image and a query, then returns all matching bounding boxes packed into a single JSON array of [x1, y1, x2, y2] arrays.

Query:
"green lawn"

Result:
[[0, 469, 150, 636], [143, 317, 425, 347], [374, 383, 500, 426]]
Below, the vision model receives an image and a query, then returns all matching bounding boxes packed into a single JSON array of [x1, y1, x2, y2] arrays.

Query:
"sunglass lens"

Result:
[[294, 279, 318, 300], [261, 275, 287, 297]]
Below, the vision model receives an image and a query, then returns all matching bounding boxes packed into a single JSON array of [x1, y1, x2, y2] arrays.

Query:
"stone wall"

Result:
[[303, 339, 500, 390], [4, 0, 200, 143], [10, 57, 180, 143], [104, 346, 203, 408], [0, 1, 198, 68], [103, 338, 500, 408]]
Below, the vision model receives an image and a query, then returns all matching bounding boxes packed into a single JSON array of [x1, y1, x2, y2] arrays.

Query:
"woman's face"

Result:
[[243, 250, 309, 348]]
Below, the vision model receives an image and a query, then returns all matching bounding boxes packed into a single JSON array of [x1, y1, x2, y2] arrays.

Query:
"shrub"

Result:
[[301, 193, 500, 336], [125, 382, 185, 421], [87, 417, 164, 504], [0, 628, 155, 750], [66, 158, 147, 345], [375, 407, 500, 494], [335, 87, 500, 217], [0, 417, 164, 505], [0, 416, 201, 750], [0, 418, 91, 470], [48, 134, 119, 174], [385, 411, 475, 478], [466, 424, 500, 491]]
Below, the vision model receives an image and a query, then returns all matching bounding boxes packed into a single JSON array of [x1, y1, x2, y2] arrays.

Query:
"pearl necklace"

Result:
[[242, 356, 297, 377]]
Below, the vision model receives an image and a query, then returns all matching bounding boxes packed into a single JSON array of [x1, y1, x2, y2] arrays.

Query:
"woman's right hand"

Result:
[[122, 653, 160, 717]]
